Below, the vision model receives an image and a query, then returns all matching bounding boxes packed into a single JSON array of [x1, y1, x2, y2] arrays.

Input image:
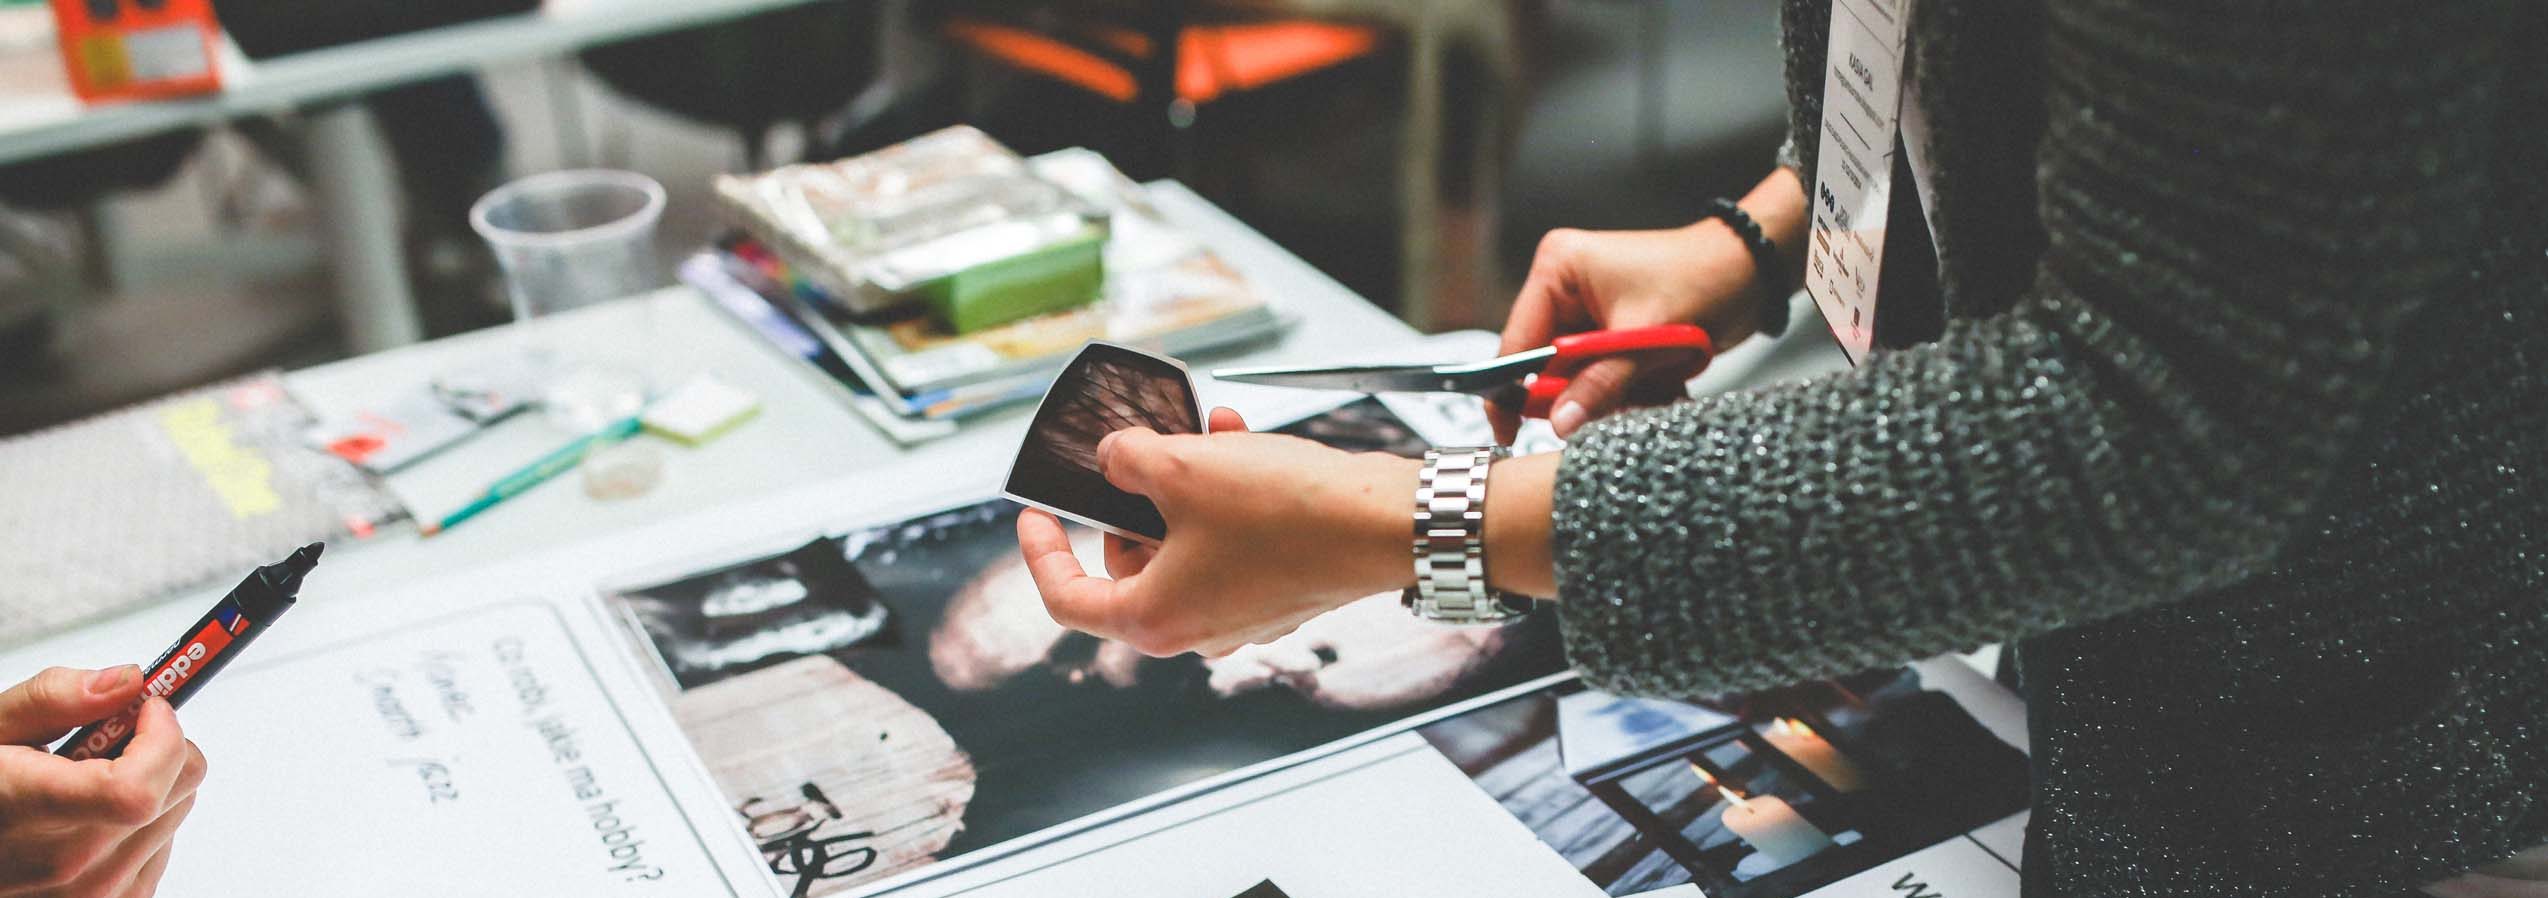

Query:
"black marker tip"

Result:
[[264, 542, 325, 597]]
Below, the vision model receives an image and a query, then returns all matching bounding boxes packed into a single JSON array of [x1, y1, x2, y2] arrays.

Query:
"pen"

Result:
[[57, 543, 322, 760], [419, 415, 644, 537]]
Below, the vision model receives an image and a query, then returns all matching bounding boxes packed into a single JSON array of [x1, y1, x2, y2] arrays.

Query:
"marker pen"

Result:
[[55, 542, 323, 761]]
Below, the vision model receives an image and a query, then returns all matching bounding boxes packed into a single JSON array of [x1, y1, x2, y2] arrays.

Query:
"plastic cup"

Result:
[[469, 169, 666, 431]]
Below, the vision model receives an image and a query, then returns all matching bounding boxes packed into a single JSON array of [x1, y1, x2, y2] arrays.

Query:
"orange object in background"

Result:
[[50, 0, 223, 103], [946, 19, 1378, 107]]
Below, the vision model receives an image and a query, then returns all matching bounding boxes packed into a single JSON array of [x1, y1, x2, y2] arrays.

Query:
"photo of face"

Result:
[[1005, 342, 1201, 543]]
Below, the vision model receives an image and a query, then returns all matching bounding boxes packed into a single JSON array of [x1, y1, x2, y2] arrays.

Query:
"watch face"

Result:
[[1003, 342, 1202, 545]]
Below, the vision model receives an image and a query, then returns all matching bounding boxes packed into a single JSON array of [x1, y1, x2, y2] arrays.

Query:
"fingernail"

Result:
[[1095, 432, 1119, 467], [88, 665, 136, 696], [1552, 401, 1587, 436]]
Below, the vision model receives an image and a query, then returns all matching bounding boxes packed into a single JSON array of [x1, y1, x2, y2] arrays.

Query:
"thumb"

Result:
[[0, 665, 142, 747], [1206, 407, 1249, 434], [1095, 427, 1169, 496], [1549, 357, 1640, 438]]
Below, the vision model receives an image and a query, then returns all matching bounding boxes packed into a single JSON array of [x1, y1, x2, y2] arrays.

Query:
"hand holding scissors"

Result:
[[1213, 323, 1716, 430]]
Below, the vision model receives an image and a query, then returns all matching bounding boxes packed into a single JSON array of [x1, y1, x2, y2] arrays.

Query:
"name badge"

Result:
[[1803, 0, 1912, 365]]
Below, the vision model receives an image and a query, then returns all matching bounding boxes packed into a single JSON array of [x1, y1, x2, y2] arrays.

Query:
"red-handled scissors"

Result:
[[1211, 324, 1715, 419]]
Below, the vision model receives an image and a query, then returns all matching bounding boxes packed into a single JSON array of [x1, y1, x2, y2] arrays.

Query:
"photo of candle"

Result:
[[1691, 762, 1836, 867], [1422, 672, 2033, 897], [1762, 717, 1866, 792]]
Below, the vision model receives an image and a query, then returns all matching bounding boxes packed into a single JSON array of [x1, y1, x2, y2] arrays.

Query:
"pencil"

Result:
[[419, 415, 644, 537]]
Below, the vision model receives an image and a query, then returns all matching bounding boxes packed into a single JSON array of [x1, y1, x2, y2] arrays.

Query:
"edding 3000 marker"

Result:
[[55, 542, 323, 761]]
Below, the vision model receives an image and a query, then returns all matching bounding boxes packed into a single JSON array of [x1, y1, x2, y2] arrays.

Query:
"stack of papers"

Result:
[[684, 149, 1283, 444]]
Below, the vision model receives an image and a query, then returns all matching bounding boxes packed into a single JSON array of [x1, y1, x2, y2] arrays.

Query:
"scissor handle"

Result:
[[1522, 324, 1716, 419]]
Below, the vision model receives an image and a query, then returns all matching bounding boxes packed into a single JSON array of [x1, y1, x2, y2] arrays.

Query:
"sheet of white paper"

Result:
[[881, 734, 1604, 898], [168, 599, 761, 896], [0, 566, 777, 897], [1969, 812, 2029, 871], [1805, 833, 2018, 898], [1911, 655, 2031, 756]]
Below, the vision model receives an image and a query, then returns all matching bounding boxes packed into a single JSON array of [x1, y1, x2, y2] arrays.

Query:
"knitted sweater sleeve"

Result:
[[1552, 0, 2509, 696]]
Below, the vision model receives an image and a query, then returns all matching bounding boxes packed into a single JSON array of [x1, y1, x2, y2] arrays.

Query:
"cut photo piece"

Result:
[[1004, 341, 1202, 545]]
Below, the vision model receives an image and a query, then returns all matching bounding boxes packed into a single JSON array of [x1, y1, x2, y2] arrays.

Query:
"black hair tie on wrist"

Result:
[[1700, 198, 1790, 338]]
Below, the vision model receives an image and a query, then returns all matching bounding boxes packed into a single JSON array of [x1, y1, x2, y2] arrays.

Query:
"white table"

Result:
[[282, 181, 1430, 590], [1, 181, 1434, 715], [0, 0, 833, 351], [4, 181, 1900, 898], [279, 179, 1845, 613]]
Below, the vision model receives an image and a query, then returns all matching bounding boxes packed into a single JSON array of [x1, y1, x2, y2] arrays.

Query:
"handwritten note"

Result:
[[161, 601, 746, 896]]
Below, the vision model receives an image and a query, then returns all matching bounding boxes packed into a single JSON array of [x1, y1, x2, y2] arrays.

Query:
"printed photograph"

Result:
[[1004, 343, 1200, 542], [1416, 671, 2030, 898], [617, 537, 896, 689], [610, 399, 1571, 897]]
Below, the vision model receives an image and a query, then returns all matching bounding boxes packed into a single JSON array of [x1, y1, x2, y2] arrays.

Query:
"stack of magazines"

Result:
[[682, 134, 1283, 444]]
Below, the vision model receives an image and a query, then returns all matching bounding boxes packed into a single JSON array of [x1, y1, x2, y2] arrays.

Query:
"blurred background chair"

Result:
[[940, 1, 1387, 185], [0, 129, 209, 373], [220, 0, 536, 337], [577, 0, 886, 170], [940, 0, 1429, 316]]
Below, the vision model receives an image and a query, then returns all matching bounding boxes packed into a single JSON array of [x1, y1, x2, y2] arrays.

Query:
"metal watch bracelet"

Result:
[[1403, 446, 1535, 625]]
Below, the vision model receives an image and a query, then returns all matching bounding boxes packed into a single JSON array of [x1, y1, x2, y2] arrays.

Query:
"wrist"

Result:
[[1746, 167, 1811, 286], [1345, 454, 1423, 594], [1481, 451, 1560, 599], [1674, 219, 1770, 342]]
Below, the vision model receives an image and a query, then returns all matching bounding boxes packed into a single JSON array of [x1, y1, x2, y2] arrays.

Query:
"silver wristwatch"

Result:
[[1404, 446, 1536, 625]]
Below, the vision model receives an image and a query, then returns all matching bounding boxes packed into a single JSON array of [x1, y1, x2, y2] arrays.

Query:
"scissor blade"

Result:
[[1215, 346, 1559, 395], [1212, 364, 1468, 394]]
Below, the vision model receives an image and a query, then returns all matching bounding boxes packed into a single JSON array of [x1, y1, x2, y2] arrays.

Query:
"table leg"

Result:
[[1397, 0, 1444, 330], [1637, 0, 1664, 168], [302, 101, 424, 352], [1456, 28, 1509, 330]]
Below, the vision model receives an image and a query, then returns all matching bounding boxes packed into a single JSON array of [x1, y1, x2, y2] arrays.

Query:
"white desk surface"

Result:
[[283, 181, 1426, 592], [4, 185, 1944, 894], [31, 178, 1845, 673], [0, 0, 827, 166]]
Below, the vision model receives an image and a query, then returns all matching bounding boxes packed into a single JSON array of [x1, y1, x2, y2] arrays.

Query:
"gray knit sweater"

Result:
[[1550, 1, 2544, 895]]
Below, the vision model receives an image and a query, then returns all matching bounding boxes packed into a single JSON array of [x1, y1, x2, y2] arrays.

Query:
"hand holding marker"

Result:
[[56, 543, 321, 761]]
